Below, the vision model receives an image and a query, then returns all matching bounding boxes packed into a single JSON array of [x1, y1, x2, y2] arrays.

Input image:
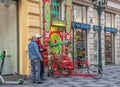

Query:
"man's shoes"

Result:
[[36, 81, 44, 84]]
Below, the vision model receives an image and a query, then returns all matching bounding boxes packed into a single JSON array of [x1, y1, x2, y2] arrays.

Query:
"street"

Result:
[[1, 65, 120, 87]]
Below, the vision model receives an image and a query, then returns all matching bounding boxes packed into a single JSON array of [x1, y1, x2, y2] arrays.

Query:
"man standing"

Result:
[[28, 35, 43, 84], [35, 34, 46, 80]]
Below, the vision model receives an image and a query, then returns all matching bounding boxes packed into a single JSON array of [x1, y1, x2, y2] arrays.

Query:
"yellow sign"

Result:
[[52, 19, 65, 27]]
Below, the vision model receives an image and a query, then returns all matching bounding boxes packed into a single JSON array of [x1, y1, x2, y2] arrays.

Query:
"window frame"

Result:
[[105, 12, 115, 28], [73, 3, 87, 24], [51, 0, 62, 20]]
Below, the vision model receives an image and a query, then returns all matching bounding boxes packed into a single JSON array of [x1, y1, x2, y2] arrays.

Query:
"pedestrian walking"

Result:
[[28, 35, 43, 84], [35, 34, 47, 80]]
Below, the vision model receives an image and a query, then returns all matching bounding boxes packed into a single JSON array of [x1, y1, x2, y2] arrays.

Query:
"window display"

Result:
[[74, 29, 87, 61]]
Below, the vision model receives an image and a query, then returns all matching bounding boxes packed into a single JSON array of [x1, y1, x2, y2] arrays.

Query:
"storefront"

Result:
[[105, 12, 117, 64], [72, 3, 90, 63], [105, 27, 117, 64], [1, 0, 120, 78], [43, 0, 72, 65], [0, 0, 18, 75], [72, 22, 90, 63]]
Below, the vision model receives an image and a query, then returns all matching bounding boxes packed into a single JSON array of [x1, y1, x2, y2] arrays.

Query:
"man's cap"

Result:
[[34, 33, 42, 38]]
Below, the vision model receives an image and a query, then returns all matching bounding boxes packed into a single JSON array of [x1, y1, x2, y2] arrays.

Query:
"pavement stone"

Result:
[[1, 65, 120, 87]]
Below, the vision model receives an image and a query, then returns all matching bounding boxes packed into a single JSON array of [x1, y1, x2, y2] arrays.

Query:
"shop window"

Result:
[[52, 0, 65, 20], [83, 6, 87, 24], [93, 9, 98, 25], [73, 4, 87, 24], [74, 29, 87, 60], [105, 12, 115, 28]]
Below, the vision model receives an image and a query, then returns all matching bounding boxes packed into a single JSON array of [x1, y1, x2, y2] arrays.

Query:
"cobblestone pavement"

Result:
[[1, 65, 120, 87]]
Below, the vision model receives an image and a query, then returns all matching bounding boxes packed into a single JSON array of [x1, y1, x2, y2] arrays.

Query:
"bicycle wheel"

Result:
[[61, 68, 72, 77], [48, 62, 61, 78], [88, 64, 102, 79]]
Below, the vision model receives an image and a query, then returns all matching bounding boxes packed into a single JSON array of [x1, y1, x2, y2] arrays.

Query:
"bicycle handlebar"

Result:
[[0, 50, 6, 60]]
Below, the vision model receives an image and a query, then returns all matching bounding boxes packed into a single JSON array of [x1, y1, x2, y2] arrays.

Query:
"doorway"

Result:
[[73, 29, 87, 60], [105, 32, 115, 64]]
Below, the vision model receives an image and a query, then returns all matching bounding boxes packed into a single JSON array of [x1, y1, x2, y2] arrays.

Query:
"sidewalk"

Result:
[[1, 65, 120, 87]]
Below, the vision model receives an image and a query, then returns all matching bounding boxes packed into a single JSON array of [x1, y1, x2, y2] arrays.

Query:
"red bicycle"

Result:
[[47, 41, 102, 79], [47, 41, 73, 78]]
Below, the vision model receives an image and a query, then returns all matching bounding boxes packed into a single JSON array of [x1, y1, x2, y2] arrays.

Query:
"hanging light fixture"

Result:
[[92, 0, 108, 7]]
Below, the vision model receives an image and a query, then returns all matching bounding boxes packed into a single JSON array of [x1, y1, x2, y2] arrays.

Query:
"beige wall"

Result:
[[0, 2, 18, 74], [19, 0, 42, 75]]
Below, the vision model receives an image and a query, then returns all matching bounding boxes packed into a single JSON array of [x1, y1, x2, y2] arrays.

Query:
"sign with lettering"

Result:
[[105, 27, 117, 33], [93, 25, 101, 31], [52, 19, 65, 27], [72, 22, 91, 30]]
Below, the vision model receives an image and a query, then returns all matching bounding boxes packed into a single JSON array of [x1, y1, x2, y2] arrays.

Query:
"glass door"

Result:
[[105, 32, 115, 64], [74, 29, 87, 61]]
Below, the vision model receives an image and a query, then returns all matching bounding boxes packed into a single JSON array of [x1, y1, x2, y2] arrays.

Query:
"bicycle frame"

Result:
[[48, 41, 74, 77]]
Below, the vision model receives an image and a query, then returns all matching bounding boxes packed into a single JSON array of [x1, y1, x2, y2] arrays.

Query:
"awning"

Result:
[[72, 22, 91, 30], [104, 27, 117, 33]]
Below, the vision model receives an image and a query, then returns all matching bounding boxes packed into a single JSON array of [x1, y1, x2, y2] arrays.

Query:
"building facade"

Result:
[[0, 0, 43, 76], [73, 0, 120, 66], [0, 0, 120, 77]]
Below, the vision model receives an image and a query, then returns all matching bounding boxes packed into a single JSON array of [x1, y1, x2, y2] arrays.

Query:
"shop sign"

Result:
[[72, 22, 91, 30], [52, 19, 65, 27], [81, 24, 90, 30], [93, 25, 101, 31], [72, 22, 80, 28], [105, 27, 117, 33]]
